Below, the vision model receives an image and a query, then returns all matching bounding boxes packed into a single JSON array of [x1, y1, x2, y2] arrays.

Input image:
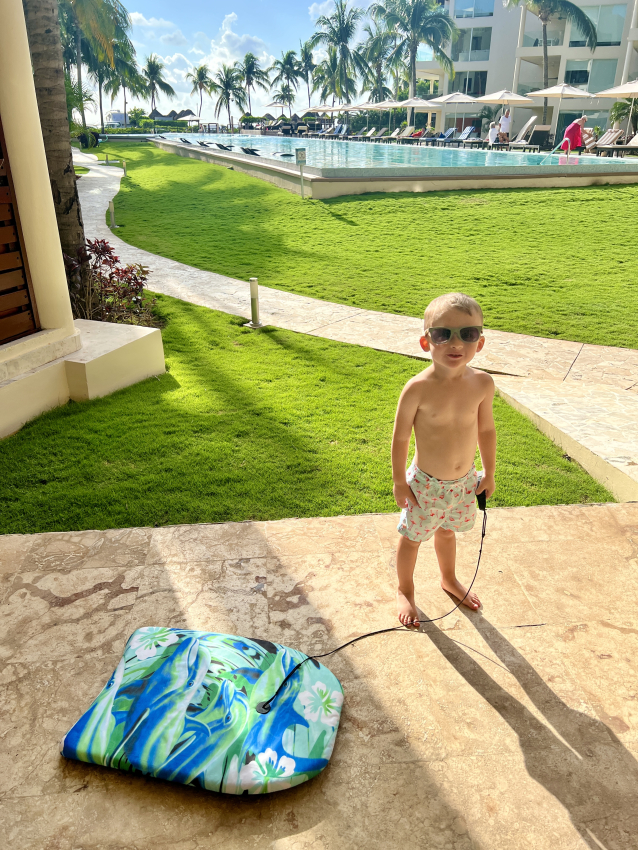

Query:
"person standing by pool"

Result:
[[561, 116, 588, 153], [498, 109, 511, 142]]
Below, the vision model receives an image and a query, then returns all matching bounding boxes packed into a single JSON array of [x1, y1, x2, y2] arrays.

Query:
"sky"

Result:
[[89, 0, 373, 122]]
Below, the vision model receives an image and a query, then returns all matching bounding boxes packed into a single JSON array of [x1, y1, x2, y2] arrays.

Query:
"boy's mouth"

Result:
[[447, 353, 463, 360]]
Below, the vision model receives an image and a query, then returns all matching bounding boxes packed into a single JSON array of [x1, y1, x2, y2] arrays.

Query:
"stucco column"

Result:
[[622, 0, 638, 82], [0, 0, 75, 335]]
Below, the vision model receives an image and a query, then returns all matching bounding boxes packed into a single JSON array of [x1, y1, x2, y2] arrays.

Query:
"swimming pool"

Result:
[[171, 131, 638, 172], [151, 133, 638, 198]]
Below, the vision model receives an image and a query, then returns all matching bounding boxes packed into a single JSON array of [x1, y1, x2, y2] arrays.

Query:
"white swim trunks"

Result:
[[397, 462, 478, 542]]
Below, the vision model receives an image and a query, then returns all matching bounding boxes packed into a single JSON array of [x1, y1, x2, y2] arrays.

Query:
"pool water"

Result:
[[170, 132, 637, 172]]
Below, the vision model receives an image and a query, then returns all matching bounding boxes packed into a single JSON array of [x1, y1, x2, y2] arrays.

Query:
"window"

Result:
[[569, 5, 626, 47], [565, 58, 617, 91], [451, 27, 491, 61], [455, 0, 494, 18], [449, 70, 488, 97]]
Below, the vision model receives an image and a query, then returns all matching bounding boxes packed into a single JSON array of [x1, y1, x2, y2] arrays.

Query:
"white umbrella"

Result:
[[476, 89, 534, 123], [594, 78, 638, 139], [528, 84, 593, 134], [362, 99, 404, 130], [429, 91, 479, 132]]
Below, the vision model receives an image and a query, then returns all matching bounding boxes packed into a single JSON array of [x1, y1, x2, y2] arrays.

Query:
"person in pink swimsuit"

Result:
[[561, 116, 587, 152]]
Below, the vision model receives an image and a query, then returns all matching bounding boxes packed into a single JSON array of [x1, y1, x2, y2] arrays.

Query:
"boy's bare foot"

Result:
[[397, 588, 420, 626], [441, 579, 481, 611]]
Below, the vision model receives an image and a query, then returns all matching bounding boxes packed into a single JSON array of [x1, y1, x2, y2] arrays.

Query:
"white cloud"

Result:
[[189, 46, 205, 56], [130, 13, 175, 29], [160, 29, 189, 47], [309, 1, 333, 20]]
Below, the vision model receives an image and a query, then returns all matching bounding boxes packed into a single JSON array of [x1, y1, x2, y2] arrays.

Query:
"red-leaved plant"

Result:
[[64, 239, 157, 325]]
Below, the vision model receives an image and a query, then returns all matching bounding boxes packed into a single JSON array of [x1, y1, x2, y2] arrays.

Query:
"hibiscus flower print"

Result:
[[298, 681, 344, 727], [239, 749, 301, 793], [128, 627, 179, 661]]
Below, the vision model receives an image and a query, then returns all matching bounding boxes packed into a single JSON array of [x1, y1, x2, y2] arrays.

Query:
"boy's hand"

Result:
[[477, 474, 496, 500], [393, 482, 418, 510]]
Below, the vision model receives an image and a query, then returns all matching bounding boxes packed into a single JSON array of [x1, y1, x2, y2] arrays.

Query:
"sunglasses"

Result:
[[426, 326, 483, 345]]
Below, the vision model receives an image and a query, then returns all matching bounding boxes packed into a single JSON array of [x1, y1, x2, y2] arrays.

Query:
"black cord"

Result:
[[256, 506, 488, 714]]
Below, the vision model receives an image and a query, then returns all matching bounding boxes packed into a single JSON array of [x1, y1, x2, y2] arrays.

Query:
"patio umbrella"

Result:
[[594, 79, 638, 139], [527, 84, 593, 133], [429, 92, 479, 132], [476, 89, 535, 123], [364, 99, 404, 130]]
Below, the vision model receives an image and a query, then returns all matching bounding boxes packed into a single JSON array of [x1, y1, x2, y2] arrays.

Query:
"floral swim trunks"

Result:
[[397, 462, 479, 542]]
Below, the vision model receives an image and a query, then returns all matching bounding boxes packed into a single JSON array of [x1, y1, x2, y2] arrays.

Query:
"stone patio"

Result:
[[1, 504, 637, 849]]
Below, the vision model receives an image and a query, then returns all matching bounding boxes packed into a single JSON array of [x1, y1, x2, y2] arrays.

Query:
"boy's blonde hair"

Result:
[[424, 293, 484, 329]]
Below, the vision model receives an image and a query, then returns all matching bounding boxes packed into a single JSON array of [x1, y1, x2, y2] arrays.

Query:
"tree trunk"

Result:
[[23, 0, 94, 317], [408, 46, 417, 128], [98, 78, 104, 132], [74, 25, 87, 129], [248, 86, 252, 115], [123, 83, 127, 126], [542, 19, 549, 125], [307, 80, 311, 108]]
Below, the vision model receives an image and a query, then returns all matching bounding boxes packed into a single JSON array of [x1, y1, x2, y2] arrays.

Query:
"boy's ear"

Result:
[[476, 335, 485, 353], [419, 335, 430, 352]]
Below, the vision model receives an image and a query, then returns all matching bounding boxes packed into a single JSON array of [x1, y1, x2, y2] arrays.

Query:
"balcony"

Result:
[[517, 79, 558, 96], [522, 29, 564, 48], [454, 49, 490, 61]]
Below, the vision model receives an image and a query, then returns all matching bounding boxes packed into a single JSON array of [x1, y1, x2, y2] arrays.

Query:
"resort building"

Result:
[[417, 0, 638, 135]]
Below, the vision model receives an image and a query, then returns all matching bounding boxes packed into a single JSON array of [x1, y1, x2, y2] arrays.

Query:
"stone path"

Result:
[[74, 149, 638, 498], [2, 504, 637, 849]]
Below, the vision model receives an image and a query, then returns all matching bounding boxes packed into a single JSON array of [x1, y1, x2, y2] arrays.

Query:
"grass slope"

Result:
[[99, 142, 638, 349], [0, 296, 612, 535]]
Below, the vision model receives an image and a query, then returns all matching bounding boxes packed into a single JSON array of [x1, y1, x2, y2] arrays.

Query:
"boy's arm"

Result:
[[392, 382, 420, 509], [477, 375, 497, 499]]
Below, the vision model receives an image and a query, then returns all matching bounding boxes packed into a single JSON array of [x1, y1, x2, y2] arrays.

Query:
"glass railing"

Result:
[[517, 79, 558, 95], [453, 49, 491, 61], [522, 30, 564, 47]]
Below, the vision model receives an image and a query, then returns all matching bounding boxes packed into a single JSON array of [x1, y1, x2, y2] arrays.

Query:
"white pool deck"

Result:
[[75, 149, 638, 500]]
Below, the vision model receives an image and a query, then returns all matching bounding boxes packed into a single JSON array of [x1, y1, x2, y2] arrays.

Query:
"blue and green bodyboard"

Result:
[[62, 627, 344, 794]]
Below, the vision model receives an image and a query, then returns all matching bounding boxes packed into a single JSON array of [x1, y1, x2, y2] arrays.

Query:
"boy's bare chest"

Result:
[[414, 383, 482, 428]]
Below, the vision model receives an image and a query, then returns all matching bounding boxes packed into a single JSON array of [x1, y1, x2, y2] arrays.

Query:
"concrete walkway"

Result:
[[74, 149, 638, 498], [2, 504, 637, 849]]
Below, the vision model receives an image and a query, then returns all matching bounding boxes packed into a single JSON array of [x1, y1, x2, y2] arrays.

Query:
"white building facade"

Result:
[[416, 0, 638, 136]]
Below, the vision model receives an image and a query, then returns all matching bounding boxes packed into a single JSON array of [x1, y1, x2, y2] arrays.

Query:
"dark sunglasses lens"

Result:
[[429, 328, 451, 344], [460, 327, 481, 343]]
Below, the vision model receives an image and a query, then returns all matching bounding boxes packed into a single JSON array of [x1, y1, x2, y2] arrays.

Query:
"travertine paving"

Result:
[[73, 150, 638, 498], [1, 504, 637, 849]]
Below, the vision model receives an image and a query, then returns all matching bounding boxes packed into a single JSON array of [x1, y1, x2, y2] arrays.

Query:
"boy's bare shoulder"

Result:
[[400, 369, 431, 395], [469, 366, 495, 393]]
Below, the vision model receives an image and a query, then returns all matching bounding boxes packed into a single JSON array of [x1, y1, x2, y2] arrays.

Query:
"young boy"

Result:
[[392, 293, 496, 626]]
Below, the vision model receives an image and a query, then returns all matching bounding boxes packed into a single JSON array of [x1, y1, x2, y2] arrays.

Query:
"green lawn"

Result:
[[0, 296, 611, 535], [99, 142, 638, 349]]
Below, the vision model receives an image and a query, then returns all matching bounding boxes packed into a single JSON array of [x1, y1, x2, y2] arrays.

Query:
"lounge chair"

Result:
[[430, 128, 455, 147], [215, 142, 233, 151], [511, 125, 551, 152], [179, 138, 193, 144], [394, 126, 414, 144], [156, 135, 166, 139], [273, 151, 294, 157], [597, 131, 638, 156], [504, 116, 536, 149], [381, 127, 402, 143], [361, 127, 377, 141], [297, 125, 308, 136], [401, 129, 427, 145], [347, 128, 368, 140], [197, 140, 211, 147], [369, 128, 389, 142], [334, 124, 350, 139], [240, 147, 260, 155], [442, 126, 476, 147], [588, 128, 623, 154]]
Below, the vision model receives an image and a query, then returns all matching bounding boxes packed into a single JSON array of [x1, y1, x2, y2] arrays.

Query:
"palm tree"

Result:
[[104, 54, 147, 128], [272, 85, 297, 117], [360, 20, 397, 102], [86, 36, 136, 132], [185, 64, 213, 118], [235, 53, 270, 116], [269, 51, 300, 105], [312, 46, 344, 106], [298, 41, 316, 109], [309, 0, 368, 104], [59, 0, 130, 129], [211, 64, 247, 128], [506, 0, 597, 123], [142, 54, 176, 112], [610, 97, 638, 135]]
